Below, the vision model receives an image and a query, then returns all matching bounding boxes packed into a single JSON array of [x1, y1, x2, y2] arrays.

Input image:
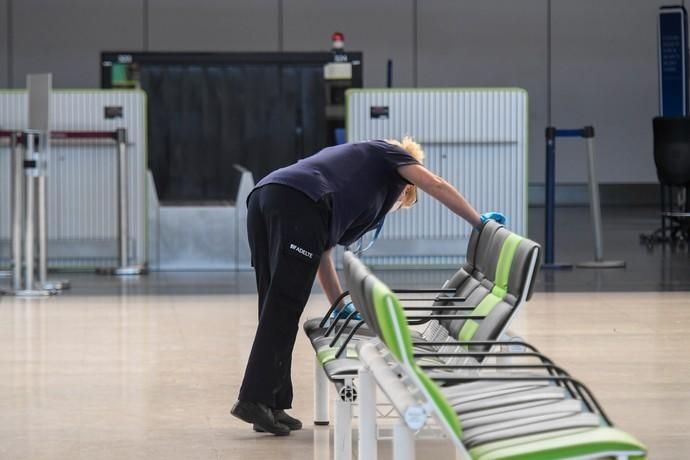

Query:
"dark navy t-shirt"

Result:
[[253, 140, 420, 248]]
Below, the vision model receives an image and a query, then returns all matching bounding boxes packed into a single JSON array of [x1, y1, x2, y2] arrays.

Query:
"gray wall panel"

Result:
[[148, 0, 279, 51], [417, 0, 548, 183], [0, 0, 7, 88], [551, 0, 665, 183], [0, 90, 148, 268], [3, 0, 672, 185], [11, 0, 143, 88], [348, 89, 528, 266], [282, 0, 414, 87]]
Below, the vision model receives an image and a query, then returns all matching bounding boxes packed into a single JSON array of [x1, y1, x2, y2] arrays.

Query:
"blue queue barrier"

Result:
[[543, 127, 578, 269], [543, 126, 625, 270]]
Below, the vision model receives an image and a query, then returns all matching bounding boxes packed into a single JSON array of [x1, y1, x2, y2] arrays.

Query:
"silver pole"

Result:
[[585, 137, 605, 262], [17, 73, 56, 295], [107, 128, 144, 276], [37, 135, 48, 287], [11, 132, 24, 291], [36, 132, 69, 292], [23, 133, 36, 292], [577, 128, 625, 269], [14, 131, 52, 296], [117, 128, 128, 269]]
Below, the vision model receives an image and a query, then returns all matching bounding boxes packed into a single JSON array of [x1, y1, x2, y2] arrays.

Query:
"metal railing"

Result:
[[1, 127, 143, 297]]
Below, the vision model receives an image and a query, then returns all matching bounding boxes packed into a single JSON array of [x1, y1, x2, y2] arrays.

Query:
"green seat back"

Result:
[[369, 276, 463, 440]]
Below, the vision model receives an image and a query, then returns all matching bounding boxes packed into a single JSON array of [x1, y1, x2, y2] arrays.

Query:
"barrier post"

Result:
[[37, 132, 47, 287], [113, 128, 144, 276], [24, 133, 36, 292], [11, 131, 24, 291], [542, 127, 573, 269], [0, 131, 16, 284], [543, 126, 625, 269], [576, 127, 625, 268], [19, 72, 66, 294], [36, 131, 70, 291], [14, 131, 51, 297]]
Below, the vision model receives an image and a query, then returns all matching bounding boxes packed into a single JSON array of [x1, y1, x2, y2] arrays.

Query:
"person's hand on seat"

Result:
[[330, 301, 362, 322], [476, 211, 507, 231]]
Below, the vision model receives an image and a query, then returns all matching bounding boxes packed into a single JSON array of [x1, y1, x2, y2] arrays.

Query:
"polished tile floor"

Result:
[[0, 206, 688, 458], [0, 289, 689, 459]]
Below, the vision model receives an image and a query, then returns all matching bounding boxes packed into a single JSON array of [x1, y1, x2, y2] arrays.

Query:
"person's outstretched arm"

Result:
[[398, 164, 482, 229], [316, 248, 343, 306]]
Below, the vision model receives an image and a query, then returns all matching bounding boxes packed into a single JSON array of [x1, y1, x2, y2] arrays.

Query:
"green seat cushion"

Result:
[[469, 426, 646, 460], [316, 346, 358, 366]]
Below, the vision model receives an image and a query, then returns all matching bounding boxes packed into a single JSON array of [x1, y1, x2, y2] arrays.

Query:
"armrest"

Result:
[[406, 314, 486, 326], [322, 305, 357, 337], [415, 341, 555, 380], [419, 362, 567, 375], [319, 291, 351, 328], [414, 340, 541, 354], [414, 350, 565, 383], [407, 314, 485, 320], [419, 362, 571, 387], [413, 351, 555, 366], [398, 296, 466, 302], [424, 373, 612, 426], [420, 360, 565, 388], [329, 310, 362, 347], [334, 320, 366, 359]]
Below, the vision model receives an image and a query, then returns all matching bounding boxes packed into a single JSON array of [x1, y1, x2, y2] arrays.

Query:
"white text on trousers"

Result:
[[290, 244, 313, 259]]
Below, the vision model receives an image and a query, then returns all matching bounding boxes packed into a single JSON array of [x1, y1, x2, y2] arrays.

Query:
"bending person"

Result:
[[231, 137, 505, 435]]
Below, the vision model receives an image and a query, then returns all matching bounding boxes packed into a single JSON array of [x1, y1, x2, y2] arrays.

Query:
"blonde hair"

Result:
[[385, 136, 425, 163], [385, 136, 425, 208]]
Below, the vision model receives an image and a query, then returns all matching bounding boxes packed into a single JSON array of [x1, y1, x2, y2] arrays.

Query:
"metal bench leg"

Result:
[[334, 398, 353, 460], [314, 355, 329, 425], [358, 366, 377, 460], [313, 422, 330, 460], [393, 418, 415, 460]]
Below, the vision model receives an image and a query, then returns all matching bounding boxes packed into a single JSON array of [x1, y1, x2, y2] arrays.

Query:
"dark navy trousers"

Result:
[[238, 184, 331, 409]]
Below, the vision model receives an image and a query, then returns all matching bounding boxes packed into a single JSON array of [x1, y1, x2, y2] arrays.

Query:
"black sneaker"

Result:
[[253, 409, 303, 432], [231, 401, 290, 436]]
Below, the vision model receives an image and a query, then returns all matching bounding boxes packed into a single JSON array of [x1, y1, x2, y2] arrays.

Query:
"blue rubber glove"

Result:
[[330, 301, 362, 322], [477, 212, 507, 231]]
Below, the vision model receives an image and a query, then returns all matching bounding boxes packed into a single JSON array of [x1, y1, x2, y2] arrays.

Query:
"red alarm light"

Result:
[[331, 32, 345, 50]]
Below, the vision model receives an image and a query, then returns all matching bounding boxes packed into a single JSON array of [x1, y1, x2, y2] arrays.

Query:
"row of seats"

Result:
[[347, 250, 646, 459], [305, 221, 540, 386], [304, 222, 544, 458]]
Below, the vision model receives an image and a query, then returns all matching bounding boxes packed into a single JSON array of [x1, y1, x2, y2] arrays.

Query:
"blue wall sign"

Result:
[[659, 6, 689, 116]]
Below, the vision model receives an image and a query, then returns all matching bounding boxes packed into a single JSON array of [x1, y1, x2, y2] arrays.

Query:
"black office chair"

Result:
[[641, 116, 690, 245]]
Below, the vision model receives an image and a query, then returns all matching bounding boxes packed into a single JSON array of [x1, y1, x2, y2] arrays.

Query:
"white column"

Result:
[[314, 355, 330, 425], [312, 423, 330, 460], [334, 398, 353, 460], [358, 367, 378, 460], [393, 418, 415, 460]]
